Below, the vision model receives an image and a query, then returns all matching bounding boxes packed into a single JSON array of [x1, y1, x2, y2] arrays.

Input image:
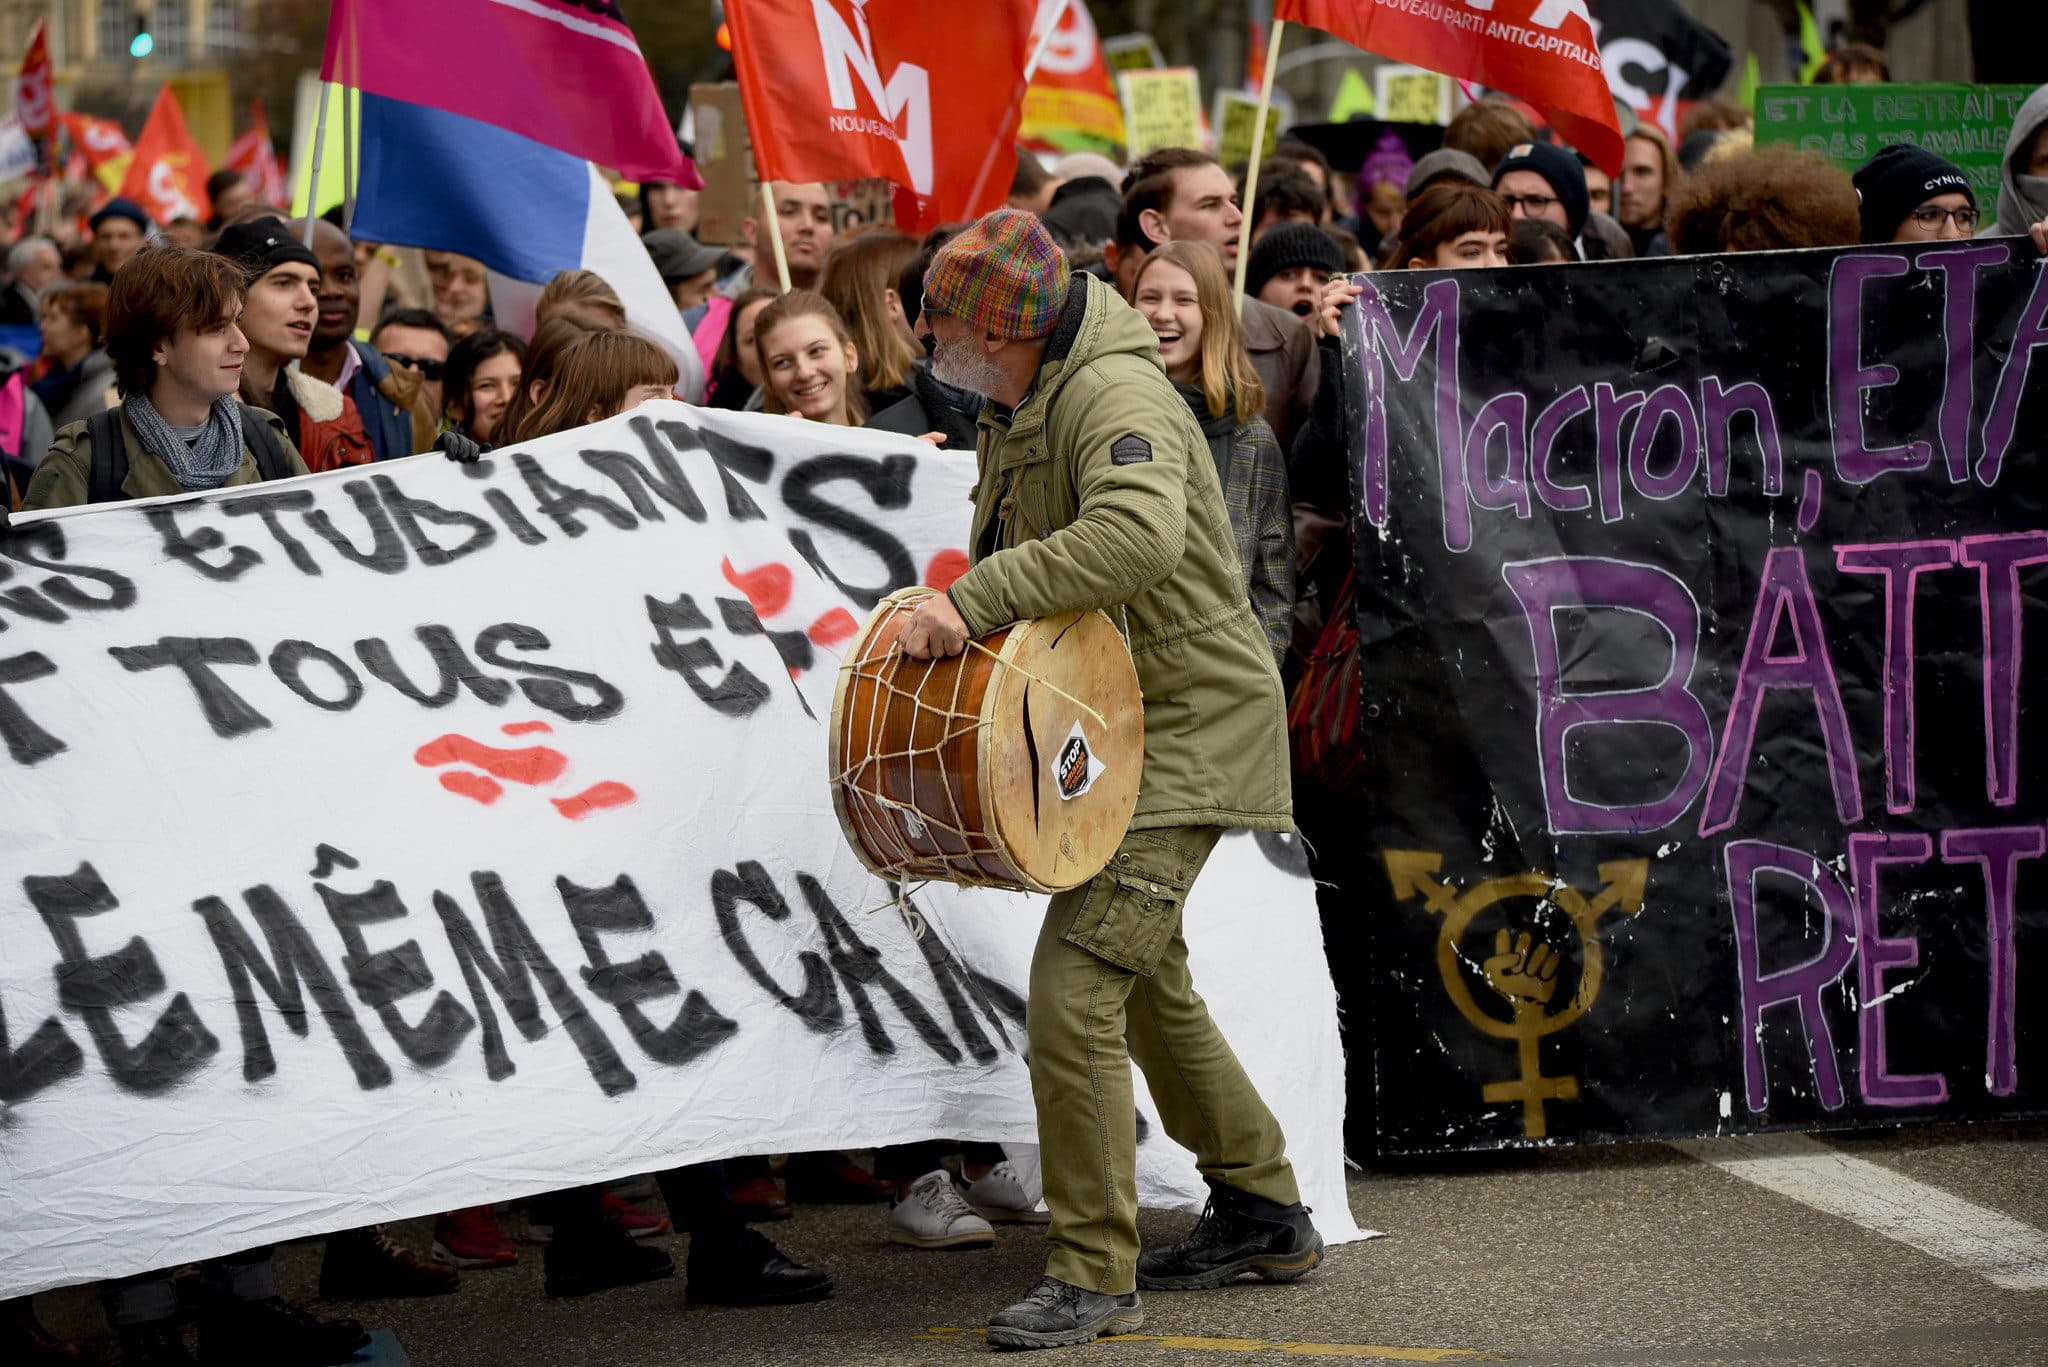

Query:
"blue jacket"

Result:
[[347, 341, 430, 463]]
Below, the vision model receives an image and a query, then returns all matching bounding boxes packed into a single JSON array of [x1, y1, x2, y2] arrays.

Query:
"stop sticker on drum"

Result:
[[1052, 720, 1106, 801]]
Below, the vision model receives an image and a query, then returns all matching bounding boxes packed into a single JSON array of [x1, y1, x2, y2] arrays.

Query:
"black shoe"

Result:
[[542, 1222, 675, 1298], [319, 1225, 461, 1300], [688, 1226, 832, 1306], [196, 1297, 369, 1367], [1135, 1180, 1324, 1290], [117, 1323, 195, 1367], [986, 1276, 1143, 1350]]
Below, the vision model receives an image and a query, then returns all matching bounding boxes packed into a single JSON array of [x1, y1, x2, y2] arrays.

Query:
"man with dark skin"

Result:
[[299, 218, 437, 462]]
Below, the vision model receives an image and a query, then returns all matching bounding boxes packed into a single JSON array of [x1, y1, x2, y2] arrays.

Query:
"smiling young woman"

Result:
[[752, 289, 866, 427]]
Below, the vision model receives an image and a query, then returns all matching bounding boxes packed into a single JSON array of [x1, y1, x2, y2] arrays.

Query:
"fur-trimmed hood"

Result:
[[284, 365, 346, 423]]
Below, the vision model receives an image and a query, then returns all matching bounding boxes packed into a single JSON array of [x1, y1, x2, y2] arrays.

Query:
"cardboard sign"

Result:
[[1102, 33, 1165, 76], [1754, 83, 2035, 200], [0, 404, 1361, 1296], [689, 82, 755, 247], [1342, 240, 2048, 1153], [1118, 67, 1204, 162]]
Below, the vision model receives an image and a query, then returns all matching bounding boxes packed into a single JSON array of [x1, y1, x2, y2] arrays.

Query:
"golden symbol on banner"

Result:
[[1383, 851, 1647, 1139]]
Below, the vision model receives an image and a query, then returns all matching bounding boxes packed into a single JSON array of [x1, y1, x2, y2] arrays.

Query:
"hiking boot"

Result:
[[964, 1160, 1050, 1224], [1134, 1180, 1323, 1290], [319, 1225, 460, 1300], [432, 1206, 519, 1268], [116, 1323, 194, 1367], [601, 1191, 671, 1239], [687, 1226, 832, 1306], [542, 1221, 675, 1298], [196, 1298, 368, 1367], [888, 1169, 996, 1249], [986, 1276, 1143, 1350]]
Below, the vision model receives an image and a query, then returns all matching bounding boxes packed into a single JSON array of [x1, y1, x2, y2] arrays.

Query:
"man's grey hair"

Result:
[[7, 235, 58, 275]]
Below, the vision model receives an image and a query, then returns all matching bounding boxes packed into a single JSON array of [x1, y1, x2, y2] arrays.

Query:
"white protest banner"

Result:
[[0, 405, 1362, 1298]]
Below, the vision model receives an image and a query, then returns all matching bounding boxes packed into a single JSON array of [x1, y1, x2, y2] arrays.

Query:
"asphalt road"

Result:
[[34, 1123, 2048, 1365]]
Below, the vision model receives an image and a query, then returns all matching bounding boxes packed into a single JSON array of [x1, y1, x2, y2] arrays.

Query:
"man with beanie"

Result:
[[898, 209, 1321, 1350], [24, 245, 307, 510], [1492, 141, 1632, 261], [1248, 221, 1346, 322], [1854, 143, 1978, 242], [87, 197, 151, 282]]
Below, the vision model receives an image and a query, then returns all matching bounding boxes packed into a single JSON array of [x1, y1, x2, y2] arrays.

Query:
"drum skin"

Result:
[[830, 588, 1144, 894]]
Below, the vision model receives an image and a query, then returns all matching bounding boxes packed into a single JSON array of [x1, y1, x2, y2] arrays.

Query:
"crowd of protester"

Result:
[[3, 51, 2048, 1367]]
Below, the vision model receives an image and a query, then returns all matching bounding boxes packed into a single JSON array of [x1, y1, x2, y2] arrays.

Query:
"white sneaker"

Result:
[[964, 1160, 1051, 1224], [888, 1169, 996, 1249]]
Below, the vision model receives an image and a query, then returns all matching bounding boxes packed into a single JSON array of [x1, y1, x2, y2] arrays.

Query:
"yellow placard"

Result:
[[1118, 67, 1202, 162]]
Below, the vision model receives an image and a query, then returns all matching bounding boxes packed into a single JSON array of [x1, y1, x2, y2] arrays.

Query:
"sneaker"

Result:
[[964, 1161, 1050, 1224], [196, 1297, 368, 1367], [432, 1206, 519, 1268], [116, 1323, 194, 1367], [542, 1222, 675, 1298], [887, 1169, 996, 1249], [687, 1226, 833, 1306], [986, 1275, 1143, 1350], [601, 1191, 672, 1238], [318, 1225, 461, 1300], [1134, 1179, 1324, 1290]]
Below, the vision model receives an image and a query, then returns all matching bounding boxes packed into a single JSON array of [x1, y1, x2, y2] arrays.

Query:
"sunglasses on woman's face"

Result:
[[384, 353, 445, 381]]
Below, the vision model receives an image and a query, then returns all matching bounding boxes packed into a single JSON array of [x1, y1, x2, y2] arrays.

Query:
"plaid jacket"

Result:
[[1177, 382, 1296, 671]]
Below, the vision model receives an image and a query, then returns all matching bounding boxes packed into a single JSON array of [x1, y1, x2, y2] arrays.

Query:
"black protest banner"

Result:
[[1343, 241, 2048, 1153]]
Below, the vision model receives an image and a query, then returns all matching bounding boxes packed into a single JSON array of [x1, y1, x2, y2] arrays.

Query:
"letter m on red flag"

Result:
[[725, 0, 1035, 233], [1277, 0, 1623, 173]]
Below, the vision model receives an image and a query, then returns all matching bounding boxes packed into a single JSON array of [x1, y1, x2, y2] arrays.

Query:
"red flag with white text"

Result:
[[119, 86, 213, 226], [1276, 0, 1623, 172], [725, 0, 1035, 233], [16, 19, 55, 141], [227, 101, 290, 208]]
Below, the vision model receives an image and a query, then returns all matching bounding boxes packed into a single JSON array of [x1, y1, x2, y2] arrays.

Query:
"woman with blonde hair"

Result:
[[818, 231, 919, 410], [502, 329, 676, 446], [1132, 240, 1293, 669], [535, 268, 627, 330], [752, 289, 866, 426]]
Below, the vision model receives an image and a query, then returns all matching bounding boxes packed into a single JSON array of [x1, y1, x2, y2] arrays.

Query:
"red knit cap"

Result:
[[922, 208, 1068, 341]]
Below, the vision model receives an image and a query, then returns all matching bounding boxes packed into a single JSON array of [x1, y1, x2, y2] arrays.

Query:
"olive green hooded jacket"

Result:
[[945, 273, 1292, 833]]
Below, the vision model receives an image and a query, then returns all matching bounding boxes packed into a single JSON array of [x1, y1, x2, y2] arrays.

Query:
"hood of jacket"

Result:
[[991, 272, 1169, 446], [284, 365, 346, 423], [1996, 83, 2048, 236]]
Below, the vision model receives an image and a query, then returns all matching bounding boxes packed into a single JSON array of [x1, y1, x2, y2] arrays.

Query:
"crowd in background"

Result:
[[3, 47, 2048, 1367]]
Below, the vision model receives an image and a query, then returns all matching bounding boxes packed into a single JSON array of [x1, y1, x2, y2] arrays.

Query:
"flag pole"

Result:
[[340, 86, 355, 234], [301, 83, 331, 248], [1232, 18, 1287, 313], [759, 180, 793, 293]]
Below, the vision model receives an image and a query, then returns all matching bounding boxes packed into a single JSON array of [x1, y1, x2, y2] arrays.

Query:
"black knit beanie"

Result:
[[1853, 143, 1974, 243], [212, 216, 321, 278], [1246, 222, 1345, 298]]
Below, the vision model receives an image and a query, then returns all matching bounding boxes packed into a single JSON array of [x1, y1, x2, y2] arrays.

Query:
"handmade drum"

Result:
[[830, 588, 1144, 894]]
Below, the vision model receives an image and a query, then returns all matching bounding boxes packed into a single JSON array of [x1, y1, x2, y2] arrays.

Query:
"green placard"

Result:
[[1753, 83, 2033, 199], [1215, 88, 1293, 170]]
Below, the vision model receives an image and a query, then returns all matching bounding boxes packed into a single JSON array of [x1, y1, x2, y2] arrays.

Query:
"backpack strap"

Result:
[[86, 406, 128, 505], [237, 403, 292, 482]]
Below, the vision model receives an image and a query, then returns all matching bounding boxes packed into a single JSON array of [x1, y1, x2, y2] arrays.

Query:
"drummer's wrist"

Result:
[[946, 588, 979, 638]]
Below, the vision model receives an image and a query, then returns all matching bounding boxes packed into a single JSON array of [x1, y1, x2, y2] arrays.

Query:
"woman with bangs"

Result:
[[1132, 241, 1294, 670], [502, 329, 677, 447], [1383, 181, 1512, 270]]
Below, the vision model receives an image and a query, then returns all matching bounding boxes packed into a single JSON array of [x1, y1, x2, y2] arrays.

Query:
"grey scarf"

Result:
[[124, 393, 245, 492]]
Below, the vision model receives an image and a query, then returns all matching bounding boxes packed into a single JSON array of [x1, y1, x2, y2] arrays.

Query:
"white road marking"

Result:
[[1672, 1132, 2048, 1290]]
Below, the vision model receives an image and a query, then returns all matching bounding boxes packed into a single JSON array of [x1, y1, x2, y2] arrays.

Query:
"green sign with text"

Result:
[[1754, 83, 2031, 198]]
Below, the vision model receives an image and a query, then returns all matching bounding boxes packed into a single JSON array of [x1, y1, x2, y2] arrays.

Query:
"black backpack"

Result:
[[85, 403, 292, 505]]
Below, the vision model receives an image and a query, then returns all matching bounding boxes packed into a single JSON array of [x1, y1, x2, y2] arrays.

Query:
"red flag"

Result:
[[726, 0, 1035, 233], [1275, 0, 1622, 173], [65, 111, 134, 193], [227, 100, 289, 208], [119, 86, 213, 225], [1247, 17, 1269, 90], [16, 19, 55, 141], [1020, 0, 1124, 155]]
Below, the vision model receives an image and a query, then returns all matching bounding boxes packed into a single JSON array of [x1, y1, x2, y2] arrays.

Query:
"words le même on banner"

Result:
[[0, 405, 1360, 1297], [1343, 238, 2048, 1154]]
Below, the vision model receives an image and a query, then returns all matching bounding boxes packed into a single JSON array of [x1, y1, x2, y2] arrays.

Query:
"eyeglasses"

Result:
[[383, 353, 445, 381], [1500, 193, 1559, 216], [1909, 205, 1979, 231]]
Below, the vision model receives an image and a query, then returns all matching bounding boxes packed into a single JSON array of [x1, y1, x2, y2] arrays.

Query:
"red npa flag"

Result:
[[226, 100, 289, 208], [16, 19, 55, 141], [119, 86, 213, 226], [725, 0, 1035, 233], [1276, 0, 1623, 173]]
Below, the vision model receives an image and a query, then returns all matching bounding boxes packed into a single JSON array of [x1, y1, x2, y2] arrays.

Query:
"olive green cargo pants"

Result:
[[1028, 825, 1300, 1295]]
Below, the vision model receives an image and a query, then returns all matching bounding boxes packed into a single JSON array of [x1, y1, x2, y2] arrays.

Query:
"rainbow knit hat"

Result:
[[922, 208, 1068, 341]]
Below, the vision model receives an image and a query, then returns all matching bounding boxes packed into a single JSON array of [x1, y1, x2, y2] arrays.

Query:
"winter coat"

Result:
[[1996, 83, 2048, 237], [33, 349, 117, 431], [1577, 211, 1635, 261], [1238, 293, 1318, 449], [345, 341, 439, 462], [945, 272, 1292, 833], [23, 405, 306, 510], [277, 366, 374, 474], [868, 360, 981, 450], [1172, 379, 1294, 672]]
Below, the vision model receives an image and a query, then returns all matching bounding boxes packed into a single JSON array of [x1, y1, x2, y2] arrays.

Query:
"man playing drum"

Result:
[[897, 209, 1322, 1351]]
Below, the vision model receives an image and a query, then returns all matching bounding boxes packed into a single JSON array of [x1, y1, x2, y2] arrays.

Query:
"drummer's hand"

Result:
[[900, 593, 969, 659]]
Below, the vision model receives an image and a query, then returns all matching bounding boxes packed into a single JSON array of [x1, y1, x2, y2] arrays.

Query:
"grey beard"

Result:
[[932, 343, 1005, 399]]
